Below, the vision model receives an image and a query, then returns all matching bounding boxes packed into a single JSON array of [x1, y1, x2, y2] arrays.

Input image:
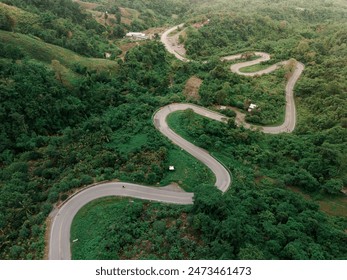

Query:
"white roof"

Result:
[[126, 32, 146, 37], [169, 166, 175, 170], [249, 103, 257, 109]]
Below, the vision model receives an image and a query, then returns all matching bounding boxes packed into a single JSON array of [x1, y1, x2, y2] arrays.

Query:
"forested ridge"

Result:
[[0, 0, 346, 259]]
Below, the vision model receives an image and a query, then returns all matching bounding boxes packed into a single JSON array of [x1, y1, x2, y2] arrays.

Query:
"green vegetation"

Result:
[[0, 36, 217, 259], [239, 63, 273, 73], [0, 0, 114, 57], [73, 106, 347, 259], [71, 169, 347, 260], [160, 148, 214, 191], [71, 197, 194, 260], [0, 0, 346, 260], [169, 110, 346, 196], [0, 30, 118, 72], [197, 63, 287, 125]]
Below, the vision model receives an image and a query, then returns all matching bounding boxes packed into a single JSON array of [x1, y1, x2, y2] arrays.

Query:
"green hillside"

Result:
[[0, 0, 346, 260], [0, 30, 118, 72]]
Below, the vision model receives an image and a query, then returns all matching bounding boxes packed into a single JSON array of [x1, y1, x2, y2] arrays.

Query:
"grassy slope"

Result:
[[0, 30, 118, 72], [0, 2, 39, 25], [70, 197, 135, 260], [106, 131, 214, 191], [239, 63, 274, 73], [70, 197, 192, 260]]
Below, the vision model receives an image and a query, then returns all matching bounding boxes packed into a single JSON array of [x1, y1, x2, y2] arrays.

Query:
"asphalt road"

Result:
[[48, 24, 304, 260], [154, 103, 231, 192], [48, 182, 194, 259], [223, 52, 305, 133], [161, 25, 305, 133], [48, 104, 231, 260], [161, 24, 189, 62]]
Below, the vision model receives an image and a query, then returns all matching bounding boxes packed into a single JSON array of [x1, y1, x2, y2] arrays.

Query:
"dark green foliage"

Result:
[[0, 12, 12, 31], [121, 41, 170, 94], [169, 111, 346, 195], [1, 0, 109, 57], [0, 0, 346, 260], [0, 41, 25, 59], [191, 186, 346, 259], [166, 112, 347, 259], [0, 37, 185, 259], [3, 0, 86, 23], [185, 15, 291, 58], [71, 198, 197, 260], [112, 0, 189, 18], [71, 185, 347, 260]]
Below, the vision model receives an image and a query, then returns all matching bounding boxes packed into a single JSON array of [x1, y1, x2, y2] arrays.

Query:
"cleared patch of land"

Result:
[[118, 41, 141, 59], [184, 76, 203, 101], [288, 186, 347, 218]]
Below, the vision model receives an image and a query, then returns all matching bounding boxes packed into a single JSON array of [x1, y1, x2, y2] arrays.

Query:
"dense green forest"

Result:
[[0, 0, 346, 259]]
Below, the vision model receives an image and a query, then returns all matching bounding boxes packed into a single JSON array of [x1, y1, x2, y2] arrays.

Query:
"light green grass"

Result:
[[70, 196, 192, 260], [0, 2, 39, 26], [161, 147, 214, 191], [107, 130, 214, 191], [318, 195, 347, 218], [166, 111, 195, 141], [165, 111, 223, 190], [0, 30, 118, 73], [167, 111, 253, 187], [287, 186, 347, 218], [239, 63, 272, 73], [70, 197, 137, 260], [108, 133, 149, 154]]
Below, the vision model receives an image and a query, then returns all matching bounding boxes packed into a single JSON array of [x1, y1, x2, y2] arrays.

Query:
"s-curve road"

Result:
[[154, 103, 231, 192], [222, 52, 305, 133], [48, 104, 231, 260], [48, 182, 194, 260], [161, 25, 305, 133], [161, 23, 189, 62], [49, 24, 305, 260]]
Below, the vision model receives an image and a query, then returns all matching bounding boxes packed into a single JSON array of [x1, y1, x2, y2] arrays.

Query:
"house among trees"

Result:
[[248, 103, 257, 112], [125, 32, 148, 40], [169, 166, 175, 171], [192, 19, 210, 29]]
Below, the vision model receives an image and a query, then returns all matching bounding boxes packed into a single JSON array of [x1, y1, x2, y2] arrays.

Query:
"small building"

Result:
[[104, 52, 111, 59], [125, 32, 148, 40], [169, 166, 175, 171], [248, 103, 257, 112], [192, 19, 210, 29]]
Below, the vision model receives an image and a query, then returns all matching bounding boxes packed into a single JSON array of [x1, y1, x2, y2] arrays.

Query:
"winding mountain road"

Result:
[[162, 25, 305, 133], [48, 103, 231, 259], [161, 24, 189, 62], [48, 24, 304, 260], [48, 182, 194, 260]]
